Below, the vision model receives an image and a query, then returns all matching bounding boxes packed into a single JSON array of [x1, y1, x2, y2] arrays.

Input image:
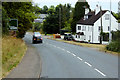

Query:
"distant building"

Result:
[[75, 5, 118, 44], [34, 14, 48, 23], [118, 1, 120, 13]]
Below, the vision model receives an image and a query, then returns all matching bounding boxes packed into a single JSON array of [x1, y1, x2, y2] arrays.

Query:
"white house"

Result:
[[75, 5, 118, 44], [34, 14, 48, 23]]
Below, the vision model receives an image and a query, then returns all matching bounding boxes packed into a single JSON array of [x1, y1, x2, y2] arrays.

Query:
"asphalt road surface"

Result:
[[23, 32, 118, 78]]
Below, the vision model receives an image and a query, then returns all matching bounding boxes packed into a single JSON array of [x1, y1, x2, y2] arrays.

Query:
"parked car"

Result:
[[32, 32, 42, 43], [64, 33, 73, 40]]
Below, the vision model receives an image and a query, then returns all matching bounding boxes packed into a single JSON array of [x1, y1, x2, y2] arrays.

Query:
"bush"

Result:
[[106, 41, 120, 52]]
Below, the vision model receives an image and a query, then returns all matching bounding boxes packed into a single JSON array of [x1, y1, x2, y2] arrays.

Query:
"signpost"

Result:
[[9, 19, 18, 30], [9, 19, 18, 36]]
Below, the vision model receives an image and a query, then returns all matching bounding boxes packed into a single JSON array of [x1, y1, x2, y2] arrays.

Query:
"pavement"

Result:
[[6, 40, 41, 78], [5, 32, 119, 79]]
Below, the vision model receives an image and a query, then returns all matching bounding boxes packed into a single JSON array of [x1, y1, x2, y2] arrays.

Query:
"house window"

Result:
[[78, 35, 80, 38], [84, 35, 86, 40], [82, 26, 85, 31], [98, 36, 100, 41], [98, 26, 101, 31], [78, 26, 81, 30], [89, 36, 91, 41], [108, 26, 110, 31], [105, 14, 109, 20], [76, 35, 77, 38]]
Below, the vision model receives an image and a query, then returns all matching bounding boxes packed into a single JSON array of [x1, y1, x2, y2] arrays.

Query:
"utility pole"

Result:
[[100, 6, 103, 44], [59, 7, 61, 34], [109, 0, 112, 43]]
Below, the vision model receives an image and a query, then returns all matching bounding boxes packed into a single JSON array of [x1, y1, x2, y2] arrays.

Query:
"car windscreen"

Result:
[[34, 32, 41, 36]]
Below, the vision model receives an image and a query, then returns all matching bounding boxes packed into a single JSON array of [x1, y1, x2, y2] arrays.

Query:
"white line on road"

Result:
[[67, 51, 71, 53], [57, 47, 60, 49], [71, 53, 76, 57], [77, 57, 83, 61], [53, 45, 56, 47], [94, 68, 106, 77], [84, 62, 92, 67]]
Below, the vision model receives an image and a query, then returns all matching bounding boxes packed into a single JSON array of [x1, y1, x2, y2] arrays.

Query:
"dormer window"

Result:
[[84, 15, 88, 20]]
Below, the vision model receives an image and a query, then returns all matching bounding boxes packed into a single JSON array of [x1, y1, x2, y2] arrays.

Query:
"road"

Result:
[[23, 32, 118, 78]]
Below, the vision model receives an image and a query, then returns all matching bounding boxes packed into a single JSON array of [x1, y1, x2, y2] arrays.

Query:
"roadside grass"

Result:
[[49, 38, 119, 55], [2, 36, 27, 77]]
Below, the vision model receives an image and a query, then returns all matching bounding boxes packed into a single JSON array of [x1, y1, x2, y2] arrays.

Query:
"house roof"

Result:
[[77, 10, 107, 25], [38, 14, 48, 19]]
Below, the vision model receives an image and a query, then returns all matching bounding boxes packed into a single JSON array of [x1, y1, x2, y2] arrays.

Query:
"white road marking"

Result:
[[67, 51, 71, 53], [84, 62, 92, 67], [94, 68, 106, 77], [57, 47, 60, 49], [71, 53, 76, 57], [54, 45, 56, 47], [43, 43, 107, 77], [77, 57, 83, 61]]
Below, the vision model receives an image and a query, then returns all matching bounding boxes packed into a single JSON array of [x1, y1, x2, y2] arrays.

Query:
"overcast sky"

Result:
[[32, 0, 119, 13]]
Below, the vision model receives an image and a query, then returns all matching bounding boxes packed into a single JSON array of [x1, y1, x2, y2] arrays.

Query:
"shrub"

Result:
[[106, 41, 120, 52]]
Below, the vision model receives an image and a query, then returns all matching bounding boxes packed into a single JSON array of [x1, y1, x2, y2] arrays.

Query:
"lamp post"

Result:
[[109, 0, 112, 43]]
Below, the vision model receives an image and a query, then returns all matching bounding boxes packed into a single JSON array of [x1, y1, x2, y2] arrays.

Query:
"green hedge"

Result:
[[106, 41, 120, 52]]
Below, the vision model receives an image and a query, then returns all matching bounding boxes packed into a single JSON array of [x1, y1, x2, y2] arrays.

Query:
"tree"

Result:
[[33, 22, 42, 31], [42, 5, 48, 14], [33, 5, 42, 14], [2, 7, 9, 35], [71, 1, 90, 32], [43, 14, 59, 34], [42, 4, 72, 34], [2, 2, 36, 38], [47, 5, 55, 14]]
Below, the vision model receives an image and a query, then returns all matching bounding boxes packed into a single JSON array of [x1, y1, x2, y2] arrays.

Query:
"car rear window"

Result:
[[34, 32, 41, 36]]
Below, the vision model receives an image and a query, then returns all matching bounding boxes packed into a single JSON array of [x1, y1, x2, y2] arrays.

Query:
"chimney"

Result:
[[95, 4, 100, 15], [85, 8, 89, 15]]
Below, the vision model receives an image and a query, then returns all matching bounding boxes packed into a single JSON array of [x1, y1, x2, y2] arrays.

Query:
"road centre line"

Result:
[[84, 62, 92, 67], [67, 51, 71, 53], [71, 53, 76, 57], [94, 68, 106, 77], [46, 43, 107, 77], [77, 57, 83, 61]]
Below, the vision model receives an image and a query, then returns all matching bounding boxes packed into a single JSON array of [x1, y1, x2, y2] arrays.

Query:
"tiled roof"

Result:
[[77, 10, 107, 25]]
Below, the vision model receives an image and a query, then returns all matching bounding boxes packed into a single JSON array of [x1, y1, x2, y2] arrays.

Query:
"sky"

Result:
[[32, 0, 119, 13]]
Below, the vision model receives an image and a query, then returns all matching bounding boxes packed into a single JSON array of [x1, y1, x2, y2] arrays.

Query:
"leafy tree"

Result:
[[2, 7, 9, 35], [2, 2, 36, 38], [33, 5, 42, 14], [47, 5, 55, 14], [71, 1, 90, 32], [42, 4, 72, 34], [43, 14, 59, 34], [42, 5, 48, 14], [33, 22, 41, 31]]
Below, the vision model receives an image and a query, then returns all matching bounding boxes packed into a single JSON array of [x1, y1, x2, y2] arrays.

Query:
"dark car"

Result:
[[64, 33, 73, 40], [32, 32, 42, 43]]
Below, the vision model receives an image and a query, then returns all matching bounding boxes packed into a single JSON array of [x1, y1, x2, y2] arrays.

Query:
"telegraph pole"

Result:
[[100, 6, 103, 44], [59, 7, 61, 34], [109, 0, 112, 43]]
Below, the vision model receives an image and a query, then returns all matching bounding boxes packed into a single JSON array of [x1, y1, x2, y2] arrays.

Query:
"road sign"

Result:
[[9, 19, 18, 30]]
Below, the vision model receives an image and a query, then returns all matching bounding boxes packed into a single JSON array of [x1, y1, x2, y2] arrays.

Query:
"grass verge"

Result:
[[48, 38, 119, 55], [2, 36, 27, 78]]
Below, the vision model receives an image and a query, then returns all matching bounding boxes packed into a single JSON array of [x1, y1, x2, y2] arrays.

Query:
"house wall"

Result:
[[76, 24, 93, 43], [93, 11, 118, 43]]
